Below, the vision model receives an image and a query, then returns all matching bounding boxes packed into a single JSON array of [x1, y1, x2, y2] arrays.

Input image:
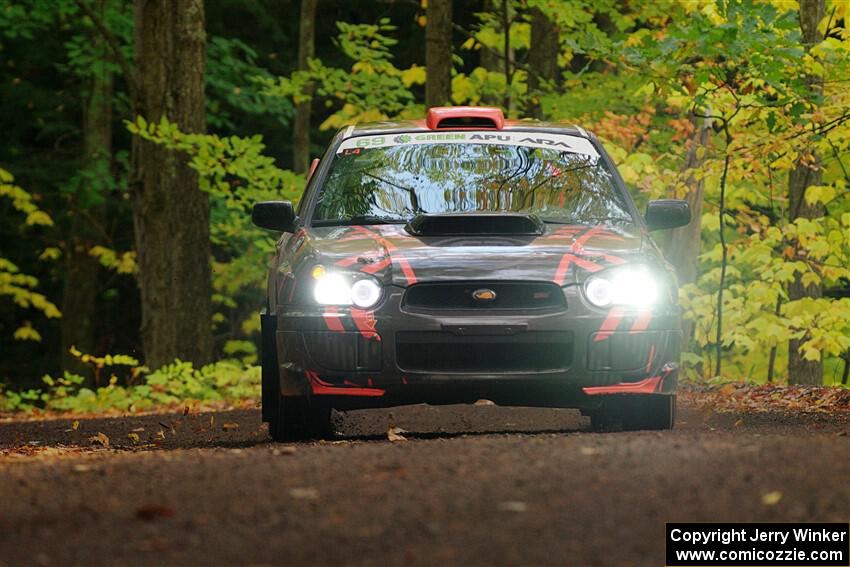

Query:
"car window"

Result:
[[312, 132, 634, 227]]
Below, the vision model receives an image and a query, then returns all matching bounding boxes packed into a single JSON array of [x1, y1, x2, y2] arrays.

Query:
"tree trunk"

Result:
[[525, 7, 559, 119], [61, 0, 112, 375], [131, 0, 213, 369], [292, 0, 317, 175], [787, 0, 825, 385], [426, 0, 452, 108], [662, 114, 712, 349], [663, 115, 711, 286]]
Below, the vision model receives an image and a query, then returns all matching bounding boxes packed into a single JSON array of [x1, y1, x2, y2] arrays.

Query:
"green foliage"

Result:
[[0, 356, 260, 414], [206, 36, 294, 130], [127, 116, 304, 338], [259, 19, 423, 129]]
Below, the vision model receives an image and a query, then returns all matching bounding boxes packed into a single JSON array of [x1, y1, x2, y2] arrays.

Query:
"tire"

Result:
[[269, 395, 334, 442], [590, 395, 675, 432]]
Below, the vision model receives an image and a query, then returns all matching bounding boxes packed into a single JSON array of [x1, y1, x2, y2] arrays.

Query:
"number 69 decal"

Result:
[[355, 136, 385, 148]]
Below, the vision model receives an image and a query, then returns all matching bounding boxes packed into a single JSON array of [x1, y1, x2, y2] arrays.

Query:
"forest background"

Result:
[[1, 0, 848, 412]]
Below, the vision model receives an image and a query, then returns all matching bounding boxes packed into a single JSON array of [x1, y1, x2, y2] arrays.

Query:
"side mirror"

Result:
[[645, 199, 691, 231], [252, 201, 297, 232]]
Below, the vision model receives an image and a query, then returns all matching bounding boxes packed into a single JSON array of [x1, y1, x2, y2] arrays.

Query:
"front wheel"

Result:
[[589, 395, 675, 431], [269, 395, 334, 442]]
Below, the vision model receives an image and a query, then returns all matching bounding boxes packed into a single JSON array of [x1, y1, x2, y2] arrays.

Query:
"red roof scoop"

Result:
[[426, 106, 505, 130]]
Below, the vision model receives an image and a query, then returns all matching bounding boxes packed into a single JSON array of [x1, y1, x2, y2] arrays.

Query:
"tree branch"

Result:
[[74, 0, 138, 112]]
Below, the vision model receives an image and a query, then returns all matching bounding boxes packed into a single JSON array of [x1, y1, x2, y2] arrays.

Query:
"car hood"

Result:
[[294, 223, 653, 287]]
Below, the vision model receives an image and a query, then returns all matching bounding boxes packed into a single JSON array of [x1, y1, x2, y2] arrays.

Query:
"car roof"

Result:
[[344, 119, 594, 140]]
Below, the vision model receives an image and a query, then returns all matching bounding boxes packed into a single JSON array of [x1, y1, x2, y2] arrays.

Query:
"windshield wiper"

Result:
[[313, 215, 409, 227]]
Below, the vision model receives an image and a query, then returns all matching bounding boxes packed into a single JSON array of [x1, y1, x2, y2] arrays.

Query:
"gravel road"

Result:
[[1, 402, 848, 566]]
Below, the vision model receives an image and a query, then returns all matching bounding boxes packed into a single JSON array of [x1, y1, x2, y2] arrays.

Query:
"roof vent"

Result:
[[426, 106, 505, 130]]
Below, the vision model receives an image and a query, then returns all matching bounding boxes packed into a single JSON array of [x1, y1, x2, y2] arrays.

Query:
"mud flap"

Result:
[[260, 310, 278, 422]]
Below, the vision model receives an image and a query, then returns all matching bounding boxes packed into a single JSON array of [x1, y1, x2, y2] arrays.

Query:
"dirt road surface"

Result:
[[1, 402, 848, 566]]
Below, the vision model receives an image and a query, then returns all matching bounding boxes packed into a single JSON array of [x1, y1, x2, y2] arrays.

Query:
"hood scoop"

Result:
[[405, 213, 545, 237]]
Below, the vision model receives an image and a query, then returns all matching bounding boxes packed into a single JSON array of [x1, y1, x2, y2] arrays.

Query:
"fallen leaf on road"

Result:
[[127, 433, 140, 443], [761, 491, 782, 506], [89, 432, 109, 447], [719, 384, 737, 396], [131, 427, 145, 433], [289, 487, 319, 500], [734, 419, 744, 427], [498, 501, 527, 512], [136, 505, 175, 521], [72, 420, 79, 431], [222, 422, 239, 431], [474, 399, 495, 406], [73, 464, 93, 472], [388, 426, 407, 442], [272, 446, 297, 456], [579, 447, 602, 456]]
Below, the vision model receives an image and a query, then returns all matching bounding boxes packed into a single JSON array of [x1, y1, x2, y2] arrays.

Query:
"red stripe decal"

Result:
[[322, 307, 345, 332], [395, 255, 417, 284], [572, 226, 602, 248], [553, 254, 573, 285], [306, 371, 385, 397], [594, 307, 626, 342], [630, 310, 652, 333], [571, 256, 603, 273], [361, 256, 392, 274], [582, 375, 663, 395], [353, 225, 417, 285], [350, 308, 380, 341], [335, 256, 360, 267], [554, 252, 603, 285], [602, 254, 626, 265]]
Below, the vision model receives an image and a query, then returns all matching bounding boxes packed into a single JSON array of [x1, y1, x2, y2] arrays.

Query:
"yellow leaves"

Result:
[[25, 210, 53, 227], [624, 29, 650, 48], [804, 185, 835, 206], [13, 322, 41, 342], [38, 247, 61, 261], [400, 64, 426, 87], [387, 426, 407, 442], [761, 491, 782, 506], [700, 1, 727, 25], [127, 432, 140, 443], [88, 246, 137, 275], [89, 432, 110, 447]]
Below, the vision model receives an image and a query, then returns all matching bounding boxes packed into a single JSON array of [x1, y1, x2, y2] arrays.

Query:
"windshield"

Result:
[[312, 131, 634, 227]]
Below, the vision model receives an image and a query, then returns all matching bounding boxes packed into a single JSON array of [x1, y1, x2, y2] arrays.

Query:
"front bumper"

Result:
[[272, 284, 680, 410]]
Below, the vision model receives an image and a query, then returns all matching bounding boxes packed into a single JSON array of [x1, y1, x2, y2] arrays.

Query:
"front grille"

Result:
[[403, 282, 565, 312], [396, 331, 573, 372]]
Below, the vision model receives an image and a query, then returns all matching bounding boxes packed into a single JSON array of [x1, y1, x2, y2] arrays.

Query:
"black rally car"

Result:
[[252, 106, 690, 440]]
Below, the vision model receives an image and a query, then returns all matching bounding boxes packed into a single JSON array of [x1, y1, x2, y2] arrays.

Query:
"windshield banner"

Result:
[[337, 131, 600, 158]]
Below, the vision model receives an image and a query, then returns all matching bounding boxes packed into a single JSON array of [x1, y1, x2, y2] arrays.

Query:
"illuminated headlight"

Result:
[[584, 267, 660, 308], [351, 279, 382, 308], [311, 267, 382, 308]]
